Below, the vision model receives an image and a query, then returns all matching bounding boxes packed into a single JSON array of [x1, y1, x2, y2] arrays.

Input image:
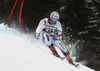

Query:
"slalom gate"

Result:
[[6, 0, 24, 33]]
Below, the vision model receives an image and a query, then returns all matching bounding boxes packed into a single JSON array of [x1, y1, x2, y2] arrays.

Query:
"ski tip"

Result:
[[75, 64, 80, 68]]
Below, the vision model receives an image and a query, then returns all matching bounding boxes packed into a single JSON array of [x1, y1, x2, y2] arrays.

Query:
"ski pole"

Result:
[[60, 39, 76, 63]]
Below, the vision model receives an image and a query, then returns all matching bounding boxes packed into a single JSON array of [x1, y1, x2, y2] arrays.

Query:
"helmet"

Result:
[[50, 11, 59, 22]]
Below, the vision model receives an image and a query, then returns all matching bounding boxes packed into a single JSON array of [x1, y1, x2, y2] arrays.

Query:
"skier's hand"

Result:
[[58, 35, 63, 41], [36, 33, 40, 39]]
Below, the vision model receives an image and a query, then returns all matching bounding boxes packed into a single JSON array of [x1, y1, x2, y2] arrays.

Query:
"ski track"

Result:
[[0, 23, 95, 71]]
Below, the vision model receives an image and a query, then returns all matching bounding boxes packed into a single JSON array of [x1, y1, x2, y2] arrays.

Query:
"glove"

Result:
[[58, 36, 63, 40], [5, 24, 8, 28], [58, 34, 63, 40], [36, 33, 40, 39]]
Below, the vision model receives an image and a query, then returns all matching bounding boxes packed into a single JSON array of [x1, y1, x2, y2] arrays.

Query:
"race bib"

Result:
[[43, 28, 53, 33]]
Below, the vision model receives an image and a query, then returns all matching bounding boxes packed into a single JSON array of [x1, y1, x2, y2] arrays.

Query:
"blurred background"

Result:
[[0, 0, 100, 71]]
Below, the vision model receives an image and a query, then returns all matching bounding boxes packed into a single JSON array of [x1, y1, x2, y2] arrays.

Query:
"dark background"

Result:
[[0, 0, 100, 71]]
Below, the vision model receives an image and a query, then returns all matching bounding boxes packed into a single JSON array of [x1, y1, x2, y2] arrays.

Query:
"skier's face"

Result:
[[50, 20, 56, 25]]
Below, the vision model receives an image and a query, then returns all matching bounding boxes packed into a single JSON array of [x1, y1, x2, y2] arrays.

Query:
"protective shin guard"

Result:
[[49, 45, 58, 55], [64, 53, 73, 63]]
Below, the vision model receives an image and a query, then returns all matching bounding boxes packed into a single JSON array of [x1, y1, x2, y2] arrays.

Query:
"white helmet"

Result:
[[50, 11, 59, 22]]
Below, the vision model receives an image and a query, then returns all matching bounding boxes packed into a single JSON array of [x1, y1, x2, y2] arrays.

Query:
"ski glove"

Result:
[[36, 33, 40, 39], [58, 34, 63, 40]]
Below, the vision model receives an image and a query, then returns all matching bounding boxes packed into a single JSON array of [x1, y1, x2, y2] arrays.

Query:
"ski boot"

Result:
[[64, 53, 79, 67], [71, 62, 79, 67], [54, 54, 65, 60], [49, 45, 64, 60]]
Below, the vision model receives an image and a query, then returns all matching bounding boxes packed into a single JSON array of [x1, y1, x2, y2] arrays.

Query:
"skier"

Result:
[[36, 11, 77, 66]]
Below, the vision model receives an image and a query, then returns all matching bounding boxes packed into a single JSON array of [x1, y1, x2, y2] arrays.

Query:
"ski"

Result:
[[72, 63, 80, 68], [58, 56, 65, 60], [54, 54, 80, 68], [53, 53, 65, 60]]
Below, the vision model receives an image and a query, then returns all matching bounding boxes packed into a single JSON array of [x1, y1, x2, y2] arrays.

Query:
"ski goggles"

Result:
[[51, 18, 58, 22]]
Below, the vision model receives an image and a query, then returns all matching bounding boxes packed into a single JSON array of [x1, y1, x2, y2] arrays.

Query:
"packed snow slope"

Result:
[[0, 23, 95, 71]]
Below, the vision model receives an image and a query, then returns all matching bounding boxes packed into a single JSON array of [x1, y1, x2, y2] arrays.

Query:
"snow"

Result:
[[0, 23, 95, 71], [86, 0, 92, 3], [94, 0, 100, 3], [85, 24, 97, 29], [78, 31, 89, 35]]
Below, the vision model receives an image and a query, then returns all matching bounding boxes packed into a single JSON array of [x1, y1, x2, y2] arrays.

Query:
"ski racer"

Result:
[[36, 11, 77, 66]]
